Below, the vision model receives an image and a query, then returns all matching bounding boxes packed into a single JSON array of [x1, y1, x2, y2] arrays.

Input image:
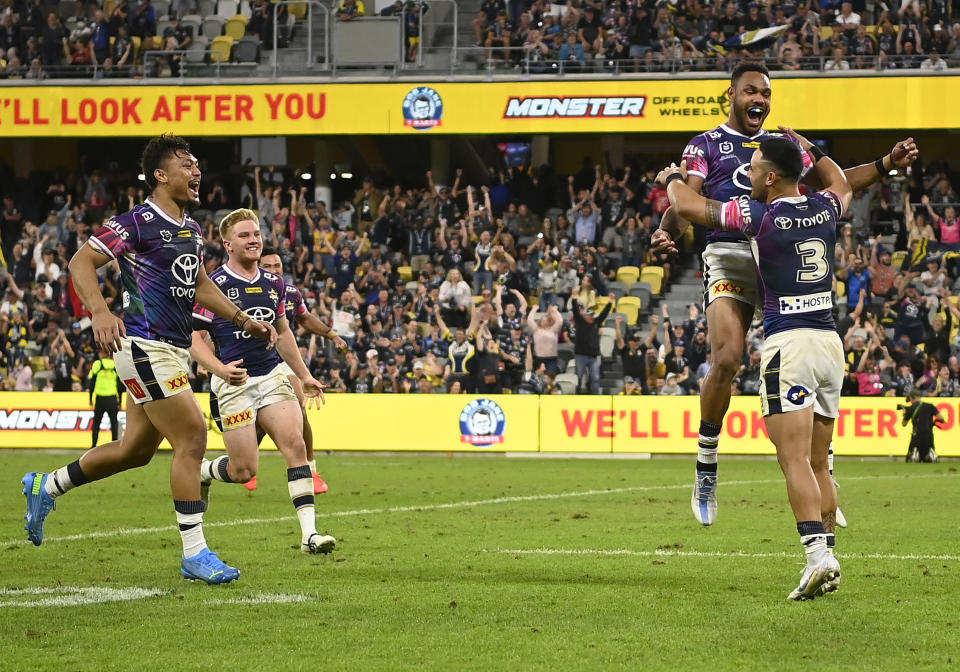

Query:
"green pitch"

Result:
[[1, 452, 957, 671]]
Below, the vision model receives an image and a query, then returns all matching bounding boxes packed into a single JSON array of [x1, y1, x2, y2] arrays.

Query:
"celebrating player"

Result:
[[190, 210, 336, 555], [651, 62, 919, 526], [658, 133, 851, 600], [21, 135, 276, 584], [237, 246, 348, 493]]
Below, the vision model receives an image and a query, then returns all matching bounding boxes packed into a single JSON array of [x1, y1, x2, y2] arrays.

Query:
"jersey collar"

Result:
[[719, 123, 765, 140], [223, 261, 261, 284], [772, 195, 808, 204], [145, 198, 188, 227]]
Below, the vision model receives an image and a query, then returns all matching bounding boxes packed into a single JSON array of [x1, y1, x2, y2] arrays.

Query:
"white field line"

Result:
[[206, 593, 314, 606], [490, 548, 960, 562], [0, 586, 165, 608], [3, 472, 957, 550]]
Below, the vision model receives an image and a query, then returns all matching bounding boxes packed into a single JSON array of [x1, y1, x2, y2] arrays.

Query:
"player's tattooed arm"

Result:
[[704, 199, 723, 229]]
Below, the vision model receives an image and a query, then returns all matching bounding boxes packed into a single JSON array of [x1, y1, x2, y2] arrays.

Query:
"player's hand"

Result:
[[890, 137, 919, 168], [331, 335, 348, 352], [655, 160, 688, 187], [301, 376, 327, 406], [92, 311, 126, 354], [650, 227, 678, 255], [220, 359, 248, 386], [777, 125, 813, 151], [244, 320, 278, 350]]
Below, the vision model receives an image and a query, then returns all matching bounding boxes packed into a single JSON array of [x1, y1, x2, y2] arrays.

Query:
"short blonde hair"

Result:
[[219, 208, 259, 240]]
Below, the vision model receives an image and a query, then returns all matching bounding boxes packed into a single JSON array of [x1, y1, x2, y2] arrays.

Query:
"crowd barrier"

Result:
[[1, 392, 956, 457], [0, 77, 956, 137]]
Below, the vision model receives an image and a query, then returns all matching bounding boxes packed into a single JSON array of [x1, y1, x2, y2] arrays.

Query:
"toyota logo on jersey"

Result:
[[171, 254, 199, 285], [244, 306, 275, 323]]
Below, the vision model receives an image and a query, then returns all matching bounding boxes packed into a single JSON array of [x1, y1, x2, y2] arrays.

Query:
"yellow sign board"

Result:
[[0, 77, 955, 137], [0, 392, 955, 457]]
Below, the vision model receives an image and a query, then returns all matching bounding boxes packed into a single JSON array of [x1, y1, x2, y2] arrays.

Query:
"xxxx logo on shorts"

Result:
[[165, 373, 189, 392], [224, 409, 254, 427], [713, 281, 745, 296]]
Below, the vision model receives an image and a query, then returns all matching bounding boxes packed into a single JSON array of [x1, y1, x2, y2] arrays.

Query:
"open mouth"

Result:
[[746, 106, 765, 125], [188, 179, 200, 199]]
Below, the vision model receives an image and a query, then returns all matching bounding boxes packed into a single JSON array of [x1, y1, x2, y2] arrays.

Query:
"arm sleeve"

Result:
[[720, 199, 766, 237], [88, 215, 140, 259], [682, 135, 709, 179]]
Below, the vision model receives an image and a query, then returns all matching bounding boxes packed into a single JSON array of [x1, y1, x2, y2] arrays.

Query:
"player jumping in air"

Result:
[[658, 133, 851, 600], [22, 135, 276, 584], [651, 62, 919, 527], [238, 246, 348, 493], [190, 210, 336, 554]]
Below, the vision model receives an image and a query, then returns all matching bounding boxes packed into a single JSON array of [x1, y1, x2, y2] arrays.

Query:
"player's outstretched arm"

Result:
[[195, 265, 277, 348], [651, 172, 705, 254], [69, 244, 126, 354], [189, 331, 247, 386], [275, 317, 326, 403], [658, 161, 725, 230]]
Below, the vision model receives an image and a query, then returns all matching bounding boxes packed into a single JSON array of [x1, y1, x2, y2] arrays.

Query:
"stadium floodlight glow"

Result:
[[137, 173, 146, 181], [330, 172, 337, 180], [301, 171, 313, 180], [341, 172, 354, 179]]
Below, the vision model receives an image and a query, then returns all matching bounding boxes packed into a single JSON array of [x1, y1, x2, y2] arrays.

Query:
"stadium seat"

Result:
[[554, 373, 578, 395], [616, 296, 641, 325], [233, 35, 259, 61], [225, 14, 248, 40], [594, 295, 612, 313], [156, 17, 174, 38], [628, 284, 651, 309], [185, 36, 209, 62], [836, 280, 846, 298], [604, 311, 628, 327], [640, 266, 664, 295], [153, 0, 172, 17], [131, 35, 142, 60], [202, 14, 227, 36], [288, 1, 307, 18], [237, 0, 252, 17], [198, 0, 217, 15], [607, 280, 627, 300], [599, 327, 616, 358], [180, 14, 203, 35], [398, 266, 413, 282], [616, 265, 640, 287], [405, 280, 419, 292], [216, 0, 237, 14]]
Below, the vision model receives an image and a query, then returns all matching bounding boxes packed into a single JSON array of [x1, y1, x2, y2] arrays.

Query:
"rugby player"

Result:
[[658, 133, 851, 600], [238, 246, 348, 494], [651, 62, 918, 526], [22, 135, 276, 584], [191, 210, 336, 554]]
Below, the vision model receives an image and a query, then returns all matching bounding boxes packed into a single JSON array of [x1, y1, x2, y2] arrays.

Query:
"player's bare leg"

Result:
[[691, 296, 754, 525], [811, 415, 841, 596], [766, 407, 840, 600], [826, 441, 847, 527], [289, 373, 328, 494], [258, 400, 335, 554]]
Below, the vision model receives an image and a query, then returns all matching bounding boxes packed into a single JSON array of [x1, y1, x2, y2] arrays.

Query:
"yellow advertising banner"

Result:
[[0, 392, 956, 456], [0, 77, 956, 137]]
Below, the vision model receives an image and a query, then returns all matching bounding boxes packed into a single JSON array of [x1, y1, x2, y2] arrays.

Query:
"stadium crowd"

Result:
[[1, 153, 959, 396], [1, 0, 959, 77]]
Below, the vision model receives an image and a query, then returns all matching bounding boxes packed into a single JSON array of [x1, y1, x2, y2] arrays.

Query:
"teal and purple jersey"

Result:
[[682, 124, 813, 245], [720, 190, 843, 337], [88, 199, 204, 349], [193, 265, 287, 377]]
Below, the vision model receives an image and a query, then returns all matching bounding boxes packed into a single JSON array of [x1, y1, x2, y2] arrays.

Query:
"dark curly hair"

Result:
[[140, 134, 192, 190]]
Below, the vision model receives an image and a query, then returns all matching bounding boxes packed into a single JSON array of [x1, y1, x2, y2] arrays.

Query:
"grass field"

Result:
[[1, 451, 958, 671]]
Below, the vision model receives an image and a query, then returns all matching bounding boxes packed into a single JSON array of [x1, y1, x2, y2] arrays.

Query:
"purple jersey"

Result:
[[88, 200, 204, 349], [682, 124, 813, 244], [283, 284, 308, 323], [193, 265, 287, 377], [721, 190, 844, 337]]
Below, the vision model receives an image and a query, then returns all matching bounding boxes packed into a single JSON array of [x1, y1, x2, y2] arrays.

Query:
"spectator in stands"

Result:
[[484, 12, 512, 65], [824, 44, 850, 70], [40, 12, 67, 68], [839, 253, 870, 313], [661, 372, 685, 395], [571, 294, 613, 394], [111, 23, 134, 73], [557, 32, 585, 71], [353, 177, 382, 235], [869, 246, 897, 299], [526, 302, 561, 374], [614, 316, 650, 394], [473, 0, 504, 46], [129, 0, 157, 38], [438, 268, 471, 329], [921, 48, 948, 70], [621, 376, 642, 395], [336, 0, 365, 20]]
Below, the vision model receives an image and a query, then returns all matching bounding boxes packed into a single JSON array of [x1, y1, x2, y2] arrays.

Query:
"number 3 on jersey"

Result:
[[795, 239, 829, 283]]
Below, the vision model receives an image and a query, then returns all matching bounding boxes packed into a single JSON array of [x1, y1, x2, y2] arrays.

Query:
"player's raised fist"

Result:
[[891, 138, 919, 168]]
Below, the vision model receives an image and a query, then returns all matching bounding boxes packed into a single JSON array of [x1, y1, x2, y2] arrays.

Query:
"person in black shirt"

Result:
[[572, 294, 614, 394], [901, 389, 945, 463], [614, 317, 649, 392]]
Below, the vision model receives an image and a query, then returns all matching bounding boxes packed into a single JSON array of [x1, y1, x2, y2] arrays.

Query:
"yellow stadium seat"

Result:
[[616, 265, 640, 287], [131, 35, 142, 60], [398, 265, 413, 282], [594, 295, 612, 312], [836, 280, 846, 298], [891, 250, 907, 268], [289, 1, 307, 18], [640, 266, 664, 295], [224, 14, 248, 40], [209, 35, 234, 62], [616, 296, 642, 325]]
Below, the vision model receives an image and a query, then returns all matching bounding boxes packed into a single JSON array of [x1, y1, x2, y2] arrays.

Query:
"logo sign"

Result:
[[124, 378, 146, 400], [732, 164, 751, 191], [227, 287, 239, 299], [719, 141, 733, 154], [269, 288, 279, 304], [160, 229, 173, 243], [245, 306, 275, 323], [165, 373, 189, 392], [786, 385, 810, 405], [774, 216, 793, 230], [712, 281, 745, 297], [224, 409, 254, 427], [504, 96, 646, 119], [402, 86, 443, 130], [459, 398, 506, 445], [171, 253, 199, 286], [142, 211, 155, 222]]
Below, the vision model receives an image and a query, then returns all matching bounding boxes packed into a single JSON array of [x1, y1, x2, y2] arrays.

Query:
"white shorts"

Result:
[[702, 241, 760, 308], [275, 361, 296, 378], [210, 363, 297, 431], [759, 329, 845, 418], [114, 336, 192, 405]]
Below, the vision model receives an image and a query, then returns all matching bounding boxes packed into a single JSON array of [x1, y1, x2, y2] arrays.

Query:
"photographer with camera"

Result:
[[899, 389, 945, 463]]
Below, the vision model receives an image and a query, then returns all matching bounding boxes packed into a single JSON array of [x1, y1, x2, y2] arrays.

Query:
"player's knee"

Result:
[[709, 350, 740, 382], [282, 435, 307, 459], [126, 446, 155, 468], [232, 463, 258, 483]]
